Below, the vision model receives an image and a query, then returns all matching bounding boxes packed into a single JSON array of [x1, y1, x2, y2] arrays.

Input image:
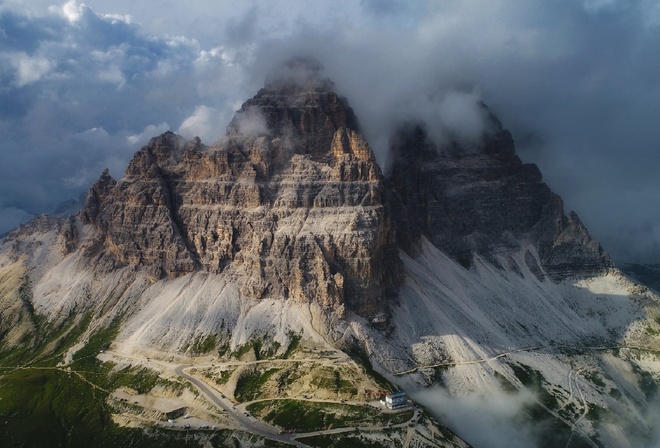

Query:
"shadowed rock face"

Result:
[[83, 74, 402, 317], [388, 119, 613, 280]]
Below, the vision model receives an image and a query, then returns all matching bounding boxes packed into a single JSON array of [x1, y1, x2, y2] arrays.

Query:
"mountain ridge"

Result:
[[75, 68, 612, 319]]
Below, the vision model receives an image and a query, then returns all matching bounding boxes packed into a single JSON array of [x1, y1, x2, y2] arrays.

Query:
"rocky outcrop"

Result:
[[60, 216, 77, 255], [83, 138, 197, 280], [82, 168, 117, 225], [0, 260, 37, 351], [388, 118, 613, 280], [537, 210, 612, 279], [82, 72, 402, 317]]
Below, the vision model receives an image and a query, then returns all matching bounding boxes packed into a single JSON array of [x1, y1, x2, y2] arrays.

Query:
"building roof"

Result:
[[386, 391, 406, 398]]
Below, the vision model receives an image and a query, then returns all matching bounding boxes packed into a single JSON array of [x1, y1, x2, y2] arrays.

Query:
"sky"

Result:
[[1, 0, 660, 264]]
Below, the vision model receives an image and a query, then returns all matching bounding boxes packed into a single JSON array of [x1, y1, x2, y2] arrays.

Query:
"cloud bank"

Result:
[[0, 1, 254, 227], [415, 383, 660, 448], [1, 0, 660, 263], [413, 386, 539, 448]]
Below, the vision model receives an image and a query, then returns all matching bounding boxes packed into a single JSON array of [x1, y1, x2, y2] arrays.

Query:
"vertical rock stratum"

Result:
[[82, 60, 402, 318]]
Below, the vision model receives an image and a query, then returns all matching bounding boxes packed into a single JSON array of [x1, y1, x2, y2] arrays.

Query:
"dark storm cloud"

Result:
[[0, 10, 60, 53], [1, 0, 660, 263], [361, 0, 407, 16], [0, 1, 251, 230]]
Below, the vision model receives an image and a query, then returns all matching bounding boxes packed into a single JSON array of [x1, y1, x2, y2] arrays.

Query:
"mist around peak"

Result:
[[264, 56, 334, 91]]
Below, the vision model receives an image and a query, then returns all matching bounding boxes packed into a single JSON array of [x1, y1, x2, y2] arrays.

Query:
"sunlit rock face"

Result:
[[388, 114, 613, 280], [82, 64, 402, 318], [79, 56, 611, 323]]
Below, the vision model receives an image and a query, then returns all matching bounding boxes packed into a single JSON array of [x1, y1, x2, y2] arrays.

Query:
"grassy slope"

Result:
[[0, 313, 276, 448], [247, 399, 413, 432]]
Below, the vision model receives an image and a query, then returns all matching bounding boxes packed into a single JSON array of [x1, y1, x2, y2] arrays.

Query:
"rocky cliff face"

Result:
[[79, 61, 613, 323], [83, 74, 402, 317], [388, 115, 613, 280]]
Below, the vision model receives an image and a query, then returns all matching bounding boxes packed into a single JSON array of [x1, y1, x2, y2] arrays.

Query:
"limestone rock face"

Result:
[[83, 77, 402, 316], [388, 119, 613, 280], [83, 136, 197, 280], [79, 65, 613, 320]]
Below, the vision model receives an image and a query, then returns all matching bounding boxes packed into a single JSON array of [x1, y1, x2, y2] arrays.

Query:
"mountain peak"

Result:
[[388, 119, 612, 278], [227, 59, 360, 159], [74, 61, 610, 317], [73, 66, 399, 316], [82, 167, 116, 225]]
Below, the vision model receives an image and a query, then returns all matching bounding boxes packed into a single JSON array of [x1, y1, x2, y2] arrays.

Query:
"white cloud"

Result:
[[75, 126, 110, 141], [127, 123, 170, 146], [413, 386, 538, 448], [61, 0, 83, 23], [436, 89, 486, 143], [229, 107, 269, 139], [13, 53, 53, 87], [196, 46, 235, 67], [394, 88, 487, 149], [97, 65, 126, 87], [55, 0, 133, 25], [177, 105, 224, 143], [99, 12, 133, 25]]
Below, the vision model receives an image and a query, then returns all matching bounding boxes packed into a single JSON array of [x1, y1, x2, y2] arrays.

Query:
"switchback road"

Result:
[[174, 365, 309, 447]]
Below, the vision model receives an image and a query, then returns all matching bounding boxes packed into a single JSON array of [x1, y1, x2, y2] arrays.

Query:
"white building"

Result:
[[384, 391, 407, 409]]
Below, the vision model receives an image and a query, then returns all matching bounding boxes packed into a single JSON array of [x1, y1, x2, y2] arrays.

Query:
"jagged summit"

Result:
[[228, 58, 360, 159], [82, 167, 116, 225], [81, 70, 400, 317]]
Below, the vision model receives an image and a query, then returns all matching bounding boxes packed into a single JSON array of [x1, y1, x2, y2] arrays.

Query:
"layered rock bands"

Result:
[[82, 76, 402, 317], [80, 65, 612, 318]]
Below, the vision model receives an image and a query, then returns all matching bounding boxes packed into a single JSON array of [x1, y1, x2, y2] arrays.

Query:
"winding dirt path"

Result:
[[393, 343, 658, 376]]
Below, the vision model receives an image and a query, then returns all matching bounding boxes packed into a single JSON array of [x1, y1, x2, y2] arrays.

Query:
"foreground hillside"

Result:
[[2, 59, 660, 447]]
